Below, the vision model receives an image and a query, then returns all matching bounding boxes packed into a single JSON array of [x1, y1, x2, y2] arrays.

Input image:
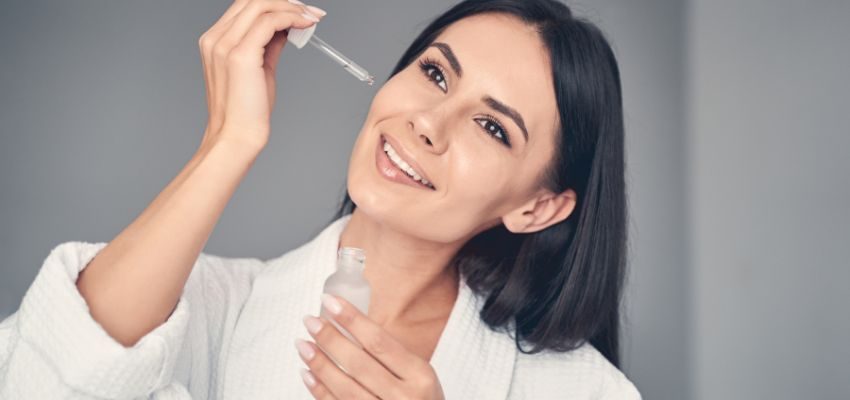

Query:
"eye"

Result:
[[476, 115, 511, 147], [418, 57, 448, 92], [417, 56, 512, 148]]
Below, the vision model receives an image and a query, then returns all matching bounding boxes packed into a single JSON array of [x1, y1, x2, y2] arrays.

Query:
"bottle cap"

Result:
[[287, 24, 317, 49], [338, 247, 365, 263]]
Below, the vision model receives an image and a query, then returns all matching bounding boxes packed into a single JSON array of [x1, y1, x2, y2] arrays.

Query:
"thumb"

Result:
[[264, 29, 289, 71]]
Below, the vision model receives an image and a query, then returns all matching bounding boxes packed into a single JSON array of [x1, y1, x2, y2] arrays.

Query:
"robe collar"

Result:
[[223, 214, 517, 399]]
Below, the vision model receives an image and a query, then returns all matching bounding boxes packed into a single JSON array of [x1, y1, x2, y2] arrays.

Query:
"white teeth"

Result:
[[383, 140, 432, 187]]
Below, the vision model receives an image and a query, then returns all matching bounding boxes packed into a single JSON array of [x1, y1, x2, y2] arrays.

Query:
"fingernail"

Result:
[[288, 0, 305, 5], [306, 5, 327, 17], [321, 293, 342, 315], [301, 12, 320, 22], [303, 315, 323, 334], [295, 338, 315, 360], [300, 368, 317, 387]]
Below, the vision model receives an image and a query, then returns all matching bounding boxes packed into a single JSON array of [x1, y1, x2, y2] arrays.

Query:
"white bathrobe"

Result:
[[0, 214, 640, 399]]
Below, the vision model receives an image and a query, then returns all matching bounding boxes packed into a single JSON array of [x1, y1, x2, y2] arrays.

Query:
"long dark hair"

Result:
[[330, 0, 628, 368]]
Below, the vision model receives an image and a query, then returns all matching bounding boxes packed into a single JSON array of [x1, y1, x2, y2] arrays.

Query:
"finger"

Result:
[[217, 0, 315, 59], [296, 338, 379, 400], [300, 368, 337, 400], [210, 1, 319, 131], [304, 315, 403, 399], [202, 0, 252, 51], [321, 294, 428, 380], [202, 0, 251, 43], [263, 29, 288, 72], [200, 0, 251, 54], [262, 29, 288, 111], [232, 10, 317, 69], [225, 10, 316, 120], [215, 0, 251, 28]]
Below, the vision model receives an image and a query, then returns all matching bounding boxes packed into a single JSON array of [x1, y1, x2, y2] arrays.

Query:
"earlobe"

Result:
[[502, 188, 577, 234]]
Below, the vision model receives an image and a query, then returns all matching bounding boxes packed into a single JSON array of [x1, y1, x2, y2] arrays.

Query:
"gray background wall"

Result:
[[1, 1, 847, 399], [688, 1, 850, 399]]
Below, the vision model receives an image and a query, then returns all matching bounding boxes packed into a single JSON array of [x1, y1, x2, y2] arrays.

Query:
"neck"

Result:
[[337, 208, 462, 327]]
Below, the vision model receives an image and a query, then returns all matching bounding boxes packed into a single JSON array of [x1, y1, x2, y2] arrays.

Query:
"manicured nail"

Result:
[[295, 338, 315, 360], [301, 12, 319, 22], [288, 0, 305, 5], [321, 293, 342, 315], [300, 368, 317, 387], [306, 5, 327, 17], [303, 315, 323, 334]]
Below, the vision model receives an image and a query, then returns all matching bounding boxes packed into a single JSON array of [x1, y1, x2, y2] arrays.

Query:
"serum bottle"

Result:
[[321, 247, 371, 350]]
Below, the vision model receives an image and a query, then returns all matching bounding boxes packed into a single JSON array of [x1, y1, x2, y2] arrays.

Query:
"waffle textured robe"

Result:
[[0, 214, 641, 399]]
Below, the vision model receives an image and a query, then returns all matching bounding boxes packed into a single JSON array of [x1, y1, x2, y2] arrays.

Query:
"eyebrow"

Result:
[[428, 42, 529, 143]]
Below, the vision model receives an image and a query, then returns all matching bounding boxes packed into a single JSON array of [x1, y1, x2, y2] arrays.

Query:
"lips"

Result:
[[380, 133, 434, 186], [376, 134, 436, 190]]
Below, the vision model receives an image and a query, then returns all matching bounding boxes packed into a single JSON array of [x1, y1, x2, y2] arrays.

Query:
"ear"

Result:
[[501, 188, 577, 234]]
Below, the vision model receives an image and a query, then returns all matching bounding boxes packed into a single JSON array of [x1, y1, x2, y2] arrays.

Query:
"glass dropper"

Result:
[[307, 35, 374, 86]]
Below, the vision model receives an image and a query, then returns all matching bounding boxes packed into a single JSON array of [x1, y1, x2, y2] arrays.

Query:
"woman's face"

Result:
[[346, 12, 567, 244]]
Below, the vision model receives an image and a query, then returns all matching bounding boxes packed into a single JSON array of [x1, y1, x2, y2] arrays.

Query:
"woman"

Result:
[[0, 0, 639, 398]]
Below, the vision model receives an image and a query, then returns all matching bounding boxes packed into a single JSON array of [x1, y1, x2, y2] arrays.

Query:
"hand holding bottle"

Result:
[[297, 294, 447, 399]]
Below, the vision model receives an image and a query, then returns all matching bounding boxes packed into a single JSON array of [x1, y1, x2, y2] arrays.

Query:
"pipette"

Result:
[[286, 24, 375, 85]]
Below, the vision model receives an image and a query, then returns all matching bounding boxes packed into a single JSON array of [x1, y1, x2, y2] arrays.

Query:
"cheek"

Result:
[[368, 70, 435, 115], [348, 83, 406, 166], [371, 76, 408, 109], [447, 148, 514, 206]]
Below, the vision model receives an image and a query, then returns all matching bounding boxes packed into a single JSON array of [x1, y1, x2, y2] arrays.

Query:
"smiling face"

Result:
[[346, 12, 570, 244]]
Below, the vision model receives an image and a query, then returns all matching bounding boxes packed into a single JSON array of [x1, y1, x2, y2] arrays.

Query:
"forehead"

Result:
[[432, 13, 559, 146]]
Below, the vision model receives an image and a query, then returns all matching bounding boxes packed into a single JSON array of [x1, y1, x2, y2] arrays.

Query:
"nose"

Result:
[[408, 111, 447, 154]]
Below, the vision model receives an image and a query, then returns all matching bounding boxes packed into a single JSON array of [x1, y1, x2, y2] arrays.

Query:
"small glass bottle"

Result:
[[321, 247, 371, 350]]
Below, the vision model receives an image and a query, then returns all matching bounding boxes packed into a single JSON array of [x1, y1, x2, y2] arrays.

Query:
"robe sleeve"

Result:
[[0, 241, 194, 399]]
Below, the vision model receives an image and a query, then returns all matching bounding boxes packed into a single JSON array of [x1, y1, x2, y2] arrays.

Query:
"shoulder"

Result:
[[511, 342, 641, 399]]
